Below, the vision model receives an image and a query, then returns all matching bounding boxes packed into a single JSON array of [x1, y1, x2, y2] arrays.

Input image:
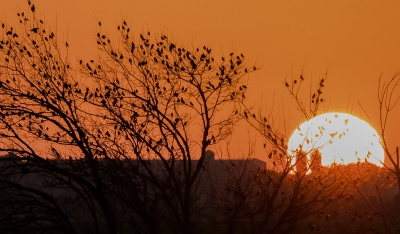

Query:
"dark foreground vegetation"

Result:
[[0, 2, 399, 233]]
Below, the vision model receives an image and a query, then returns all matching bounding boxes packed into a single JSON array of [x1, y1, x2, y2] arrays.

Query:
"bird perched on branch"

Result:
[[30, 28, 39, 33]]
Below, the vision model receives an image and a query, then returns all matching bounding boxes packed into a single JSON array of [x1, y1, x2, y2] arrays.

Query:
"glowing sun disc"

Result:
[[287, 112, 384, 166]]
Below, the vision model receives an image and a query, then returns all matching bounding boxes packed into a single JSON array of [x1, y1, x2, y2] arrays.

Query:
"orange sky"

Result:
[[2, 1, 400, 161]]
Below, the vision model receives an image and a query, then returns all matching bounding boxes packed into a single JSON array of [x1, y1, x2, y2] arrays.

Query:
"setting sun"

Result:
[[288, 112, 384, 167], [1, 1, 400, 233]]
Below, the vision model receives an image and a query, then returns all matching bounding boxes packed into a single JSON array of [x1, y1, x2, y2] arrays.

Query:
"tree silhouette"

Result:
[[378, 73, 400, 194], [211, 73, 359, 233], [0, 2, 255, 233]]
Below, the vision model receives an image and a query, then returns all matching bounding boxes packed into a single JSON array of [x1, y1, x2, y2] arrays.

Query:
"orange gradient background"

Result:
[[1, 1, 400, 163]]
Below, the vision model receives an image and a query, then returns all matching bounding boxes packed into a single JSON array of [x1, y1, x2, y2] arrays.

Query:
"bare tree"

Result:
[[334, 72, 400, 233], [203, 72, 357, 234], [78, 13, 257, 233], [378, 73, 400, 194], [0, 3, 120, 232], [0, 2, 255, 233], [284, 70, 328, 120]]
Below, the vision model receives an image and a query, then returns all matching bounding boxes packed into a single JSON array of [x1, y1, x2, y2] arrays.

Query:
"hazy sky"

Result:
[[2, 1, 400, 160]]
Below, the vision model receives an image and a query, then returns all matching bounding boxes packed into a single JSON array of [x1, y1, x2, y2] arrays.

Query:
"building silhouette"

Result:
[[295, 147, 323, 174], [295, 147, 308, 174], [310, 149, 322, 173]]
